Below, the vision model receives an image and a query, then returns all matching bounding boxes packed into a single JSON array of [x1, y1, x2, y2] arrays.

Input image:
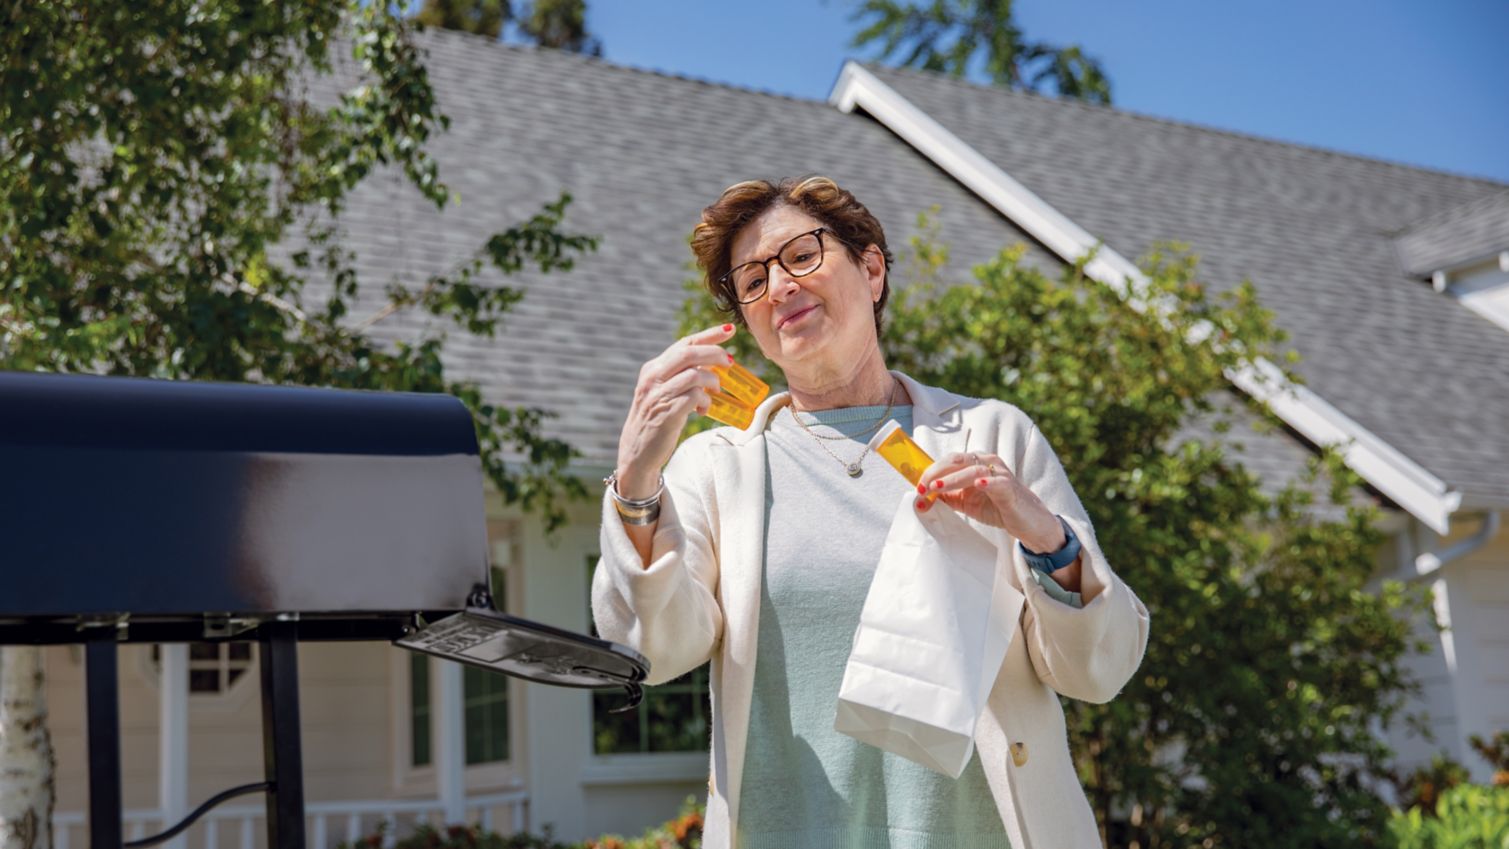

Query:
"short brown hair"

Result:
[[691, 176, 893, 337]]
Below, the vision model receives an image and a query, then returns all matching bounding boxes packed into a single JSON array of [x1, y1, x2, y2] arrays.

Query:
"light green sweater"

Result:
[[736, 404, 1081, 849]]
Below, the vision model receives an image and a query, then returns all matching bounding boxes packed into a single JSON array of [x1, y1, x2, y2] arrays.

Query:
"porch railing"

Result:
[[53, 790, 529, 849]]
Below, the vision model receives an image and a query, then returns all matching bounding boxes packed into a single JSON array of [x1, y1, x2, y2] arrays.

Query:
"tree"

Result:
[[680, 215, 1432, 847], [518, 0, 602, 56], [416, 0, 511, 39], [1, 2, 595, 844], [415, 0, 602, 55], [851, 0, 1113, 104]]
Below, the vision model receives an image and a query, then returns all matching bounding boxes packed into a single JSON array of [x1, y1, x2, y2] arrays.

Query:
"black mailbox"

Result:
[[0, 371, 647, 849]]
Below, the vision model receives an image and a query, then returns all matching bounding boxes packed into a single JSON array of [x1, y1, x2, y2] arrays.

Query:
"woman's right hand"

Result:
[[613, 323, 737, 500]]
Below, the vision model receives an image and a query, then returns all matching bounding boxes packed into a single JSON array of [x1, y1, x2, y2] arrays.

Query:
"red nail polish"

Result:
[[915, 499, 926, 510], [976, 478, 988, 487], [932, 480, 943, 490], [727, 353, 735, 364], [722, 323, 734, 332], [917, 484, 927, 495]]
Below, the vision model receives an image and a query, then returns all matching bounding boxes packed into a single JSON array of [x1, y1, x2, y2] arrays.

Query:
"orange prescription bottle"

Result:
[[705, 391, 756, 429], [709, 360, 769, 408], [868, 420, 934, 487]]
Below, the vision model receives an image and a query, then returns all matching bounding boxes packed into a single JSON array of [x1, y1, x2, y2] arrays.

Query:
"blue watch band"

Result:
[[1019, 515, 1081, 574]]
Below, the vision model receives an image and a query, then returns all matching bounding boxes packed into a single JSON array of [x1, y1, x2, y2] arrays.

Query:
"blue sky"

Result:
[[582, 0, 1509, 184]]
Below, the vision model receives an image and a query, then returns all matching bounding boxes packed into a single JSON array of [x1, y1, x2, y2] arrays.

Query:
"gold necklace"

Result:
[[790, 391, 898, 441], [788, 380, 898, 478]]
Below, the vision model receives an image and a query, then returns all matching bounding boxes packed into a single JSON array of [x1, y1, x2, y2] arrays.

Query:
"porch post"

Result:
[[434, 658, 467, 824], [158, 644, 190, 849]]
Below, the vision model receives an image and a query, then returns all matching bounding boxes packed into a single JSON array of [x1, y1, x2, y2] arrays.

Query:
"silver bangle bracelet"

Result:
[[603, 472, 665, 508], [617, 501, 662, 526]]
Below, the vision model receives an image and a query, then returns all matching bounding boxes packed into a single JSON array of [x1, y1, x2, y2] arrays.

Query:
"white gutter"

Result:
[[1411, 511, 1501, 581], [830, 61, 1464, 534]]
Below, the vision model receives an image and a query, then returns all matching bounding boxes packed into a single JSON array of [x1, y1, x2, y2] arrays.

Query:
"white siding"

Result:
[[1382, 515, 1509, 784], [44, 642, 394, 806]]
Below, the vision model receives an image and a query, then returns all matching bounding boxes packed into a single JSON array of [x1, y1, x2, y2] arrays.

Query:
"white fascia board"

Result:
[[1424, 249, 1509, 281], [831, 61, 1462, 534], [1226, 361, 1460, 533]]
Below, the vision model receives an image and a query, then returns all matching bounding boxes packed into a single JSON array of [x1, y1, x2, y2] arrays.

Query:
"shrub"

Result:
[[1394, 755, 1472, 815], [1470, 732, 1509, 788], [337, 797, 704, 849], [337, 821, 572, 849], [1389, 785, 1509, 849], [582, 795, 703, 849]]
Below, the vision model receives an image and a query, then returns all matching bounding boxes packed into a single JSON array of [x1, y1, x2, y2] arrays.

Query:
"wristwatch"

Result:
[[1018, 515, 1081, 574]]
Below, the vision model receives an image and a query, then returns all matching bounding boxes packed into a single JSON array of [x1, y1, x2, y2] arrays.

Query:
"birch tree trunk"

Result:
[[0, 646, 55, 849]]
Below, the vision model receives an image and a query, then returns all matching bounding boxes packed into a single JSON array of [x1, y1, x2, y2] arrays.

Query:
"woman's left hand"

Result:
[[915, 452, 1066, 554]]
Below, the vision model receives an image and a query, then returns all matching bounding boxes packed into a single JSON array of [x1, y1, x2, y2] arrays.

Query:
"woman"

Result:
[[592, 176, 1149, 848]]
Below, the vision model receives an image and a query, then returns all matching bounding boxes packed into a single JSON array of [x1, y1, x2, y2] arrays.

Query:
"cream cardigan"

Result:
[[591, 372, 1150, 848]]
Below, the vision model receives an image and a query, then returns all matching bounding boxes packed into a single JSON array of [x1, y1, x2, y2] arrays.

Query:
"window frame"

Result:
[[137, 642, 259, 715], [585, 554, 713, 759], [389, 525, 523, 794]]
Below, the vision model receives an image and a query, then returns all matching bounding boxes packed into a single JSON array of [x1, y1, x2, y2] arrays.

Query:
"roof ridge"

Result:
[[859, 61, 1509, 190], [414, 26, 829, 108]]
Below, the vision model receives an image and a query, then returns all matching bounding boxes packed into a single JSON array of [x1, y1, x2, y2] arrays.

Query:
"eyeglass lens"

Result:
[[732, 232, 824, 303]]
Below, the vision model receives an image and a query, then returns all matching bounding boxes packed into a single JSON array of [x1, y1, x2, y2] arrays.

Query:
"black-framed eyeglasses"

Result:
[[719, 227, 846, 305]]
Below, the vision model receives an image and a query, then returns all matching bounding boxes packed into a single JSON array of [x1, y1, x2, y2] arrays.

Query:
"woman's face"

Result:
[[729, 205, 885, 376]]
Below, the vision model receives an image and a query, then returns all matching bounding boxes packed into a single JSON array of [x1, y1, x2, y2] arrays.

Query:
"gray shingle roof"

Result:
[[296, 31, 1058, 462], [1393, 190, 1509, 277], [284, 31, 1374, 508], [860, 63, 1509, 504]]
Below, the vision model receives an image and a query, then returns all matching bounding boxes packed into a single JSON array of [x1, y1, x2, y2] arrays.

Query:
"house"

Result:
[[41, 28, 1509, 846]]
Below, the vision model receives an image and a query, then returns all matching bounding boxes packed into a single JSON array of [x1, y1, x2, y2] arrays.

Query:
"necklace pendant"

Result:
[[847, 463, 863, 478]]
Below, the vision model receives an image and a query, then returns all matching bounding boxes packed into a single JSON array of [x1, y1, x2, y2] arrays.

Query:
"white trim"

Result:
[[388, 648, 524, 798], [1423, 248, 1509, 281], [54, 792, 530, 849], [830, 61, 1465, 534], [157, 644, 189, 849], [435, 657, 467, 822], [1441, 257, 1509, 335], [136, 643, 260, 715], [389, 646, 435, 794], [1460, 295, 1509, 334], [581, 751, 708, 786], [388, 528, 524, 799], [1225, 360, 1461, 533]]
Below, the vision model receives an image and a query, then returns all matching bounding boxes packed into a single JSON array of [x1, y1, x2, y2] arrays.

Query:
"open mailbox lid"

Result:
[[399, 607, 648, 709]]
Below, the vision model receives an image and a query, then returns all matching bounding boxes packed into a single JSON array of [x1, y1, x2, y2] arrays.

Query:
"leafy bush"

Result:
[[581, 796, 703, 849], [1389, 785, 1509, 849], [1471, 732, 1509, 788], [1394, 755, 1473, 815], [337, 797, 703, 849], [337, 822, 572, 849]]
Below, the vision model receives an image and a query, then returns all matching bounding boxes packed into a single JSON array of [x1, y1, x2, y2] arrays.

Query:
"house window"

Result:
[[149, 643, 254, 694], [592, 666, 709, 754], [409, 564, 511, 768], [410, 652, 432, 767], [463, 666, 509, 764], [587, 555, 711, 754]]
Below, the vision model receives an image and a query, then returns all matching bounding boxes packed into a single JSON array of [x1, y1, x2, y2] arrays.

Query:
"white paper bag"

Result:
[[834, 490, 1024, 777]]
